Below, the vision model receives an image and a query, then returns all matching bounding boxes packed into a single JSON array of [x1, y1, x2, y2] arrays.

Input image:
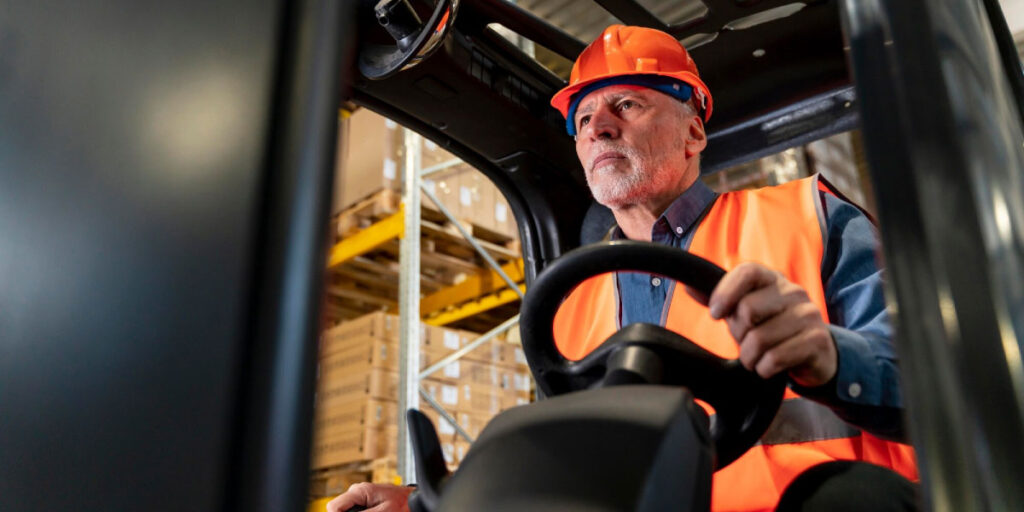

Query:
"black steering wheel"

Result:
[[520, 241, 786, 469]]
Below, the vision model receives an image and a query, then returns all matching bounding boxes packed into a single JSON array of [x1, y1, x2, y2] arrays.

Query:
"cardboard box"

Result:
[[436, 329, 528, 369], [461, 338, 501, 366], [424, 358, 500, 387], [420, 407, 490, 440], [464, 341, 527, 369], [334, 110, 404, 212], [320, 337, 397, 376], [420, 325, 471, 363], [469, 170, 517, 240], [456, 171, 483, 228], [456, 171, 477, 223], [440, 440, 472, 469], [449, 329, 506, 366], [419, 329, 506, 380], [421, 165, 463, 214], [494, 189, 516, 239], [504, 323, 521, 346], [422, 357, 466, 384], [420, 137, 457, 170], [420, 382, 506, 430], [319, 334, 482, 384], [313, 398, 398, 438], [322, 312, 403, 350], [316, 367, 399, 403], [330, 116, 353, 217], [321, 312, 482, 365], [422, 378, 461, 410], [500, 389, 532, 410], [497, 367, 533, 394], [461, 359, 502, 387], [422, 324, 451, 351], [437, 327, 468, 351], [333, 110, 519, 243], [492, 342, 527, 369], [476, 177, 496, 233], [311, 424, 398, 469], [455, 382, 503, 416]]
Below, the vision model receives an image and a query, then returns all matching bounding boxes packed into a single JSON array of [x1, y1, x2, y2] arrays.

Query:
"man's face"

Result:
[[573, 85, 701, 209]]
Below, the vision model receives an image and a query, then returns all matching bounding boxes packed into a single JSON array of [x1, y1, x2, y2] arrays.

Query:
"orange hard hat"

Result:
[[551, 24, 713, 125]]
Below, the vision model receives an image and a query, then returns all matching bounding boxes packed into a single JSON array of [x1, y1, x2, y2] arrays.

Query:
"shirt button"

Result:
[[848, 382, 862, 398], [651, 277, 662, 287], [675, 226, 683, 235]]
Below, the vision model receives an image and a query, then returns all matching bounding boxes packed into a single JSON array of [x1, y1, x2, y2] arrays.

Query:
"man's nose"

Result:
[[585, 108, 620, 140]]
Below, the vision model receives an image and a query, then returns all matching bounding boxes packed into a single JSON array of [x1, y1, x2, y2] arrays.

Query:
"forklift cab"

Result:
[[2, 0, 1024, 511]]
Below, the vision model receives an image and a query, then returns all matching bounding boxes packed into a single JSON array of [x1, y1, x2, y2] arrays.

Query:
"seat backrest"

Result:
[[580, 201, 617, 245]]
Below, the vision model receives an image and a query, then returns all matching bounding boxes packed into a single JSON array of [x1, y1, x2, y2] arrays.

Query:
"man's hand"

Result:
[[325, 482, 414, 512], [689, 262, 837, 387]]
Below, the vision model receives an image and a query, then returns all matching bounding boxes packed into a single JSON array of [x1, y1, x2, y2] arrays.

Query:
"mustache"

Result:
[[588, 144, 634, 172]]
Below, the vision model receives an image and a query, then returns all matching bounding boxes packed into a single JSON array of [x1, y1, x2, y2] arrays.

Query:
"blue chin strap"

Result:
[[565, 75, 694, 136]]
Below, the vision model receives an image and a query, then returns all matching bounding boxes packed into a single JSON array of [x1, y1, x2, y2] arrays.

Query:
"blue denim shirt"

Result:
[[610, 179, 903, 437]]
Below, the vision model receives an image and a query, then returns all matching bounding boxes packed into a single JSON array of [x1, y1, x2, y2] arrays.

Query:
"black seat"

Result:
[[580, 201, 616, 245]]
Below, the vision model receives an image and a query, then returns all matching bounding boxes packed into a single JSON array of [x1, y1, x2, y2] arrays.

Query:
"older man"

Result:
[[329, 25, 918, 512]]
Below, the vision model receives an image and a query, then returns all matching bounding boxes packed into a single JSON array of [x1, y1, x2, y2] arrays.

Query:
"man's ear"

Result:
[[684, 116, 707, 158]]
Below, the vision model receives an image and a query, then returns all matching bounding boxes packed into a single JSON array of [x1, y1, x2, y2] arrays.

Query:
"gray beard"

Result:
[[588, 168, 649, 208], [587, 144, 650, 208], [587, 150, 675, 209]]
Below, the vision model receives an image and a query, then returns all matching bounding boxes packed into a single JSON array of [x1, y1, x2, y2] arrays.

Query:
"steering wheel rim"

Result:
[[520, 240, 786, 469]]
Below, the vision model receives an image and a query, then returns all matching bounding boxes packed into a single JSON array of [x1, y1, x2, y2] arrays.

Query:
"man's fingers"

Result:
[[708, 263, 779, 319], [752, 334, 816, 379], [707, 263, 837, 385], [326, 483, 372, 512], [326, 495, 356, 512], [735, 308, 805, 372], [752, 327, 836, 385], [723, 283, 805, 342], [738, 316, 836, 386]]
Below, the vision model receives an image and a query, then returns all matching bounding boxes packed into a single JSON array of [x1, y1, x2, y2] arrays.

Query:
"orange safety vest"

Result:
[[553, 175, 918, 512]]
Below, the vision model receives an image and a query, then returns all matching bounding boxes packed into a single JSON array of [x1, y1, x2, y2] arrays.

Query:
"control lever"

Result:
[[406, 409, 450, 511]]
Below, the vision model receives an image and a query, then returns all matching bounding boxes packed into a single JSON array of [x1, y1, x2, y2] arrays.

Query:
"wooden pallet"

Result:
[[334, 189, 402, 239]]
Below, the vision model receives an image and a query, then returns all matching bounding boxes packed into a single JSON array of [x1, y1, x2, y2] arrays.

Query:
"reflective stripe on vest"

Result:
[[551, 175, 918, 512], [708, 397, 860, 446]]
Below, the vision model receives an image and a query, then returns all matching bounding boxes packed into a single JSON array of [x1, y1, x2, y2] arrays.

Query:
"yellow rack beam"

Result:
[[327, 205, 525, 325], [326, 209, 404, 269], [420, 258, 524, 316], [424, 284, 526, 326], [308, 498, 331, 512]]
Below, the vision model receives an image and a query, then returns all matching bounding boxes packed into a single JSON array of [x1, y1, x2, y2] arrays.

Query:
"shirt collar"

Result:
[[610, 179, 718, 240]]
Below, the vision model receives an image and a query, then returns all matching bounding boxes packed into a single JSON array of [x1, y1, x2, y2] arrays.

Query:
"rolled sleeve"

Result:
[[793, 191, 907, 439], [830, 325, 885, 404]]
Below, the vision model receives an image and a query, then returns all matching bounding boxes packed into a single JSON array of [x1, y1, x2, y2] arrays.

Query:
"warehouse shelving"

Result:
[[324, 125, 529, 483], [324, 205, 525, 326]]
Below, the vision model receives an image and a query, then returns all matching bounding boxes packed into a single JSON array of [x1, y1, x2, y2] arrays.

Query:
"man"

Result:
[[329, 25, 918, 512]]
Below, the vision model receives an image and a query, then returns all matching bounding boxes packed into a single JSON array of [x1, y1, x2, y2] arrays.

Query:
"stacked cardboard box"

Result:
[[310, 312, 533, 470], [333, 109, 518, 241], [333, 111, 404, 212]]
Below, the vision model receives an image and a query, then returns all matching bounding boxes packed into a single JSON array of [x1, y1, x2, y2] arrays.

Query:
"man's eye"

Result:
[[578, 115, 591, 128], [618, 100, 637, 111]]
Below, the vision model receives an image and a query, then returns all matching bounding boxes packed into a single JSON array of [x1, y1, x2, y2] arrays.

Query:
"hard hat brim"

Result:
[[551, 70, 713, 123]]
